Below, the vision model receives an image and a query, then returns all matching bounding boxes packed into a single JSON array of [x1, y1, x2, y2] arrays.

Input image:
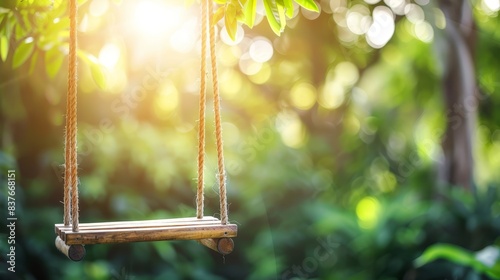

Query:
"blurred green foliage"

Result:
[[1, 0, 500, 279]]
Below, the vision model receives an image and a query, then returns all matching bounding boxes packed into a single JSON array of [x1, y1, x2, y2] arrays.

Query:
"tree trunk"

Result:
[[437, 0, 478, 191]]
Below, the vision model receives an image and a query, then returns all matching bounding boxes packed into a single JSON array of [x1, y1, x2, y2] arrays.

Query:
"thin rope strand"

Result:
[[64, 0, 76, 227], [196, 0, 208, 219], [63, 93, 72, 226], [208, 0, 228, 225], [68, 0, 79, 232]]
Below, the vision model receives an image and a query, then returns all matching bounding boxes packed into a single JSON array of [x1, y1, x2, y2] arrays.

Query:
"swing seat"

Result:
[[56, 0, 237, 262], [55, 216, 237, 245], [55, 217, 237, 261]]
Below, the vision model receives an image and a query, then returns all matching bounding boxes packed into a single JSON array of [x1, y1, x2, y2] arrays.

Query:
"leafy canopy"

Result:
[[211, 0, 319, 39]]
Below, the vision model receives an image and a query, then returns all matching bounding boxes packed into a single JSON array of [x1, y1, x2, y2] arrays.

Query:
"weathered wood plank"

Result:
[[198, 238, 234, 255], [55, 217, 219, 236], [62, 224, 237, 245], [57, 218, 221, 235], [55, 236, 86, 261]]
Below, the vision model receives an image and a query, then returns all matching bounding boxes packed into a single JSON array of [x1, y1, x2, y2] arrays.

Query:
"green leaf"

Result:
[[45, 47, 64, 78], [263, 0, 282, 36], [213, 6, 224, 25], [283, 0, 294, 18], [415, 244, 475, 268], [294, 0, 319, 12], [225, 2, 238, 40], [277, 3, 286, 30], [276, 0, 293, 18], [12, 39, 34, 68], [243, 0, 256, 28], [5, 12, 13, 35], [0, 35, 8, 62], [90, 60, 106, 90], [415, 244, 500, 279], [77, 50, 107, 90], [14, 22, 26, 41]]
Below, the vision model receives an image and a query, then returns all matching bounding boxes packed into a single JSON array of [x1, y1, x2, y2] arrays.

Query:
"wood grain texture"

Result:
[[55, 217, 220, 235], [55, 217, 237, 245], [198, 238, 234, 255], [55, 236, 86, 261]]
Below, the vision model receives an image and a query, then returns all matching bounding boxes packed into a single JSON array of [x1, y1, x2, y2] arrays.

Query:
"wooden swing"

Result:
[[54, 0, 237, 261]]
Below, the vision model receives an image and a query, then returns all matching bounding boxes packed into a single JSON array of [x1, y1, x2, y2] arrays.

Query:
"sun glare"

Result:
[[98, 43, 121, 69], [129, 0, 184, 39]]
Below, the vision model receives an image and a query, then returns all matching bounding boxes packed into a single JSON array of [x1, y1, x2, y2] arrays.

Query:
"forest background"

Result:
[[1, 0, 500, 279]]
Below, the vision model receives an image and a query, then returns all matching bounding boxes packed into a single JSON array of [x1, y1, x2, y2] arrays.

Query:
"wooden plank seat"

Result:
[[55, 217, 237, 261], [55, 217, 237, 245]]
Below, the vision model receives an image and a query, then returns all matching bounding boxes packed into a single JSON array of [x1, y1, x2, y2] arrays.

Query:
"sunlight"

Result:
[[483, 0, 500, 13], [169, 18, 198, 53], [366, 6, 395, 49], [156, 81, 179, 113], [98, 43, 121, 69], [129, 0, 184, 40]]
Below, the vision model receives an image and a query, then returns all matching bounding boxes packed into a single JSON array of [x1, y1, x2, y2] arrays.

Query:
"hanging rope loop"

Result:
[[197, 0, 229, 225], [196, 0, 208, 220], [64, 0, 79, 232]]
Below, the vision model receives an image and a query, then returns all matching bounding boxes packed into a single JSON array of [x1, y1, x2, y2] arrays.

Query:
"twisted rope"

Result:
[[196, 0, 208, 219], [64, 0, 79, 232], [208, 0, 228, 225]]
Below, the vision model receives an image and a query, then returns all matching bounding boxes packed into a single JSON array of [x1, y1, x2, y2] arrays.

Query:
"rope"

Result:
[[196, 0, 229, 225], [64, 0, 79, 232], [208, 0, 228, 225], [196, 0, 208, 219]]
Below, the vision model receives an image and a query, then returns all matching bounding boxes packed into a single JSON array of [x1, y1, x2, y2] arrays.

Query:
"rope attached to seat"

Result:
[[197, 0, 229, 225], [196, 0, 208, 220], [64, 0, 79, 232], [208, 0, 228, 225], [62, 0, 227, 231]]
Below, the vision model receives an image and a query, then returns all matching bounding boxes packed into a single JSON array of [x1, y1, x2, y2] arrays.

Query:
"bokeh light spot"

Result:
[[89, 0, 109, 17], [366, 6, 395, 48], [483, 0, 500, 13], [405, 4, 425, 24], [98, 43, 121, 70], [129, 0, 184, 40], [384, 0, 406, 15], [220, 69, 243, 99], [356, 196, 381, 229], [290, 82, 317, 110], [276, 111, 307, 148], [249, 37, 274, 63], [155, 81, 179, 116], [335, 61, 359, 86], [346, 4, 371, 35], [249, 63, 272, 85], [414, 21, 434, 43], [320, 81, 344, 109], [239, 53, 262, 75]]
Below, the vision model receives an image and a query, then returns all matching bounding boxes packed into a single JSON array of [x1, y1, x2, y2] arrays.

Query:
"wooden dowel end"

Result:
[[198, 238, 234, 255], [55, 236, 86, 261]]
